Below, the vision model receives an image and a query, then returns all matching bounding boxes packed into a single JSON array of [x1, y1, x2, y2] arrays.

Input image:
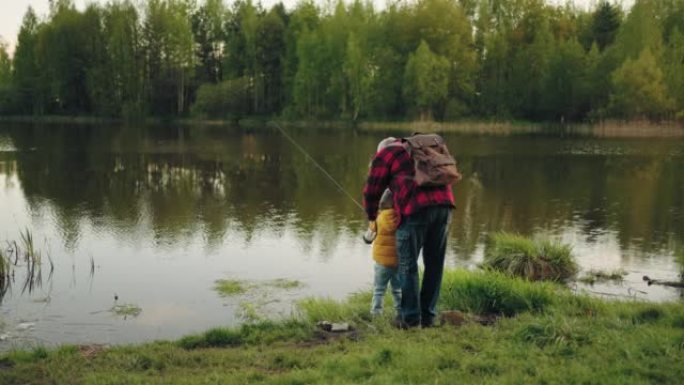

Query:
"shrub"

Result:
[[191, 77, 251, 119], [484, 232, 578, 282]]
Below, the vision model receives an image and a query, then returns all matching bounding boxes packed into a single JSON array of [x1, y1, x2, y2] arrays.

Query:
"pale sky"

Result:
[[0, 0, 618, 56]]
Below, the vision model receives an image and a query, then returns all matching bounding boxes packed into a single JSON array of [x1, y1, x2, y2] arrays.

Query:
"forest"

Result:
[[0, 0, 682, 123]]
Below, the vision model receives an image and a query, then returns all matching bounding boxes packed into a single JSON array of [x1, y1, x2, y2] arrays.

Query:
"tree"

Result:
[[0, 42, 11, 88], [256, 7, 287, 114], [83, 4, 115, 116], [613, 0, 661, 61], [36, 0, 95, 114], [12, 7, 42, 114], [662, 28, 684, 118], [143, 0, 195, 116], [591, 1, 621, 51], [543, 38, 591, 121], [478, 31, 510, 118], [0, 41, 12, 113], [509, 16, 554, 119], [413, 0, 477, 115], [608, 48, 674, 120], [191, 0, 226, 84], [343, 32, 369, 121], [103, 0, 145, 119], [403, 40, 449, 120], [293, 28, 324, 117]]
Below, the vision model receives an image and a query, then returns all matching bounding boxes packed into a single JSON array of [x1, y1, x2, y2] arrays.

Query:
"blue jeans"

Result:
[[396, 206, 452, 326], [371, 263, 401, 315]]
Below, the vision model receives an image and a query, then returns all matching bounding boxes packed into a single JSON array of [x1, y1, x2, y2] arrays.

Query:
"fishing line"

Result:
[[268, 121, 365, 212]]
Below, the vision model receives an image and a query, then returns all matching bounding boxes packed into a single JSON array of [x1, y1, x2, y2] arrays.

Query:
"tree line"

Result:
[[0, 0, 683, 122]]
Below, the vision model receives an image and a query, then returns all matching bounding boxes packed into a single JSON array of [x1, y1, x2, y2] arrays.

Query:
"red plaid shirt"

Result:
[[363, 141, 455, 221]]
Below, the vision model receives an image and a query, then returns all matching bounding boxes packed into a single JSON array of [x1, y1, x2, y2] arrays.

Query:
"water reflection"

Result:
[[0, 122, 682, 346], [1, 123, 683, 263]]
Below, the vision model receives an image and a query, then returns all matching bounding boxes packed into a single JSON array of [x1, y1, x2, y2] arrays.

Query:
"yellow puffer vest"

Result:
[[372, 209, 399, 267]]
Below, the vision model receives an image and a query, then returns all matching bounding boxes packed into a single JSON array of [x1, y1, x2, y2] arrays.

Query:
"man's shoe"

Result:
[[391, 316, 419, 330]]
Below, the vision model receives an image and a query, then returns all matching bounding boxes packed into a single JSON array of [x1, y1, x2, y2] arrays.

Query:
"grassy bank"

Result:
[[2, 115, 683, 138], [1, 269, 682, 385]]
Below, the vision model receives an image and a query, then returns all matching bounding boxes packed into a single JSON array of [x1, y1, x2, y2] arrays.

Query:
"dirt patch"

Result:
[[296, 328, 361, 349], [77, 344, 106, 359], [0, 357, 14, 370], [439, 310, 499, 327]]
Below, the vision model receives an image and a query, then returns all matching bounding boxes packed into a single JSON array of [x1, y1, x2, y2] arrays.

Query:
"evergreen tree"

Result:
[[256, 7, 287, 114], [12, 8, 42, 114], [591, 1, 621, 51], [0, 41, 11, 113]]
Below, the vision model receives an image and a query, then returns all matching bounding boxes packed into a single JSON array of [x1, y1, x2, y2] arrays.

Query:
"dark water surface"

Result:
[[0, 123, 682, 349]]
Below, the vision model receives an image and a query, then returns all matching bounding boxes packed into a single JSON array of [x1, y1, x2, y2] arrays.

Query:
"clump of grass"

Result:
[[439, 269, 559, 316], [484, 232, 578, 282], [110, 304, 142, 318], [214, 279, 249, 296], [578, 269, 628, 285]]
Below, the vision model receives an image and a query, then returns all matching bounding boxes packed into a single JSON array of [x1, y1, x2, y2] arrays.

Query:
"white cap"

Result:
[[377, 137, 397, 153]]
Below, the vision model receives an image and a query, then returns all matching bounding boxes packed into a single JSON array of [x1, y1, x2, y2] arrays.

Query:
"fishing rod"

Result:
[[268, 121, 366, 212]]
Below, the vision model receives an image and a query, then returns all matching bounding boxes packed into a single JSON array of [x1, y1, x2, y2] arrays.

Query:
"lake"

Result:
[[0, 122, 682, 350]]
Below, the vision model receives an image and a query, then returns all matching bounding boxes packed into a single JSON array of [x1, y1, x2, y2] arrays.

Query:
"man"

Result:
[[363, 136, 455, 328]]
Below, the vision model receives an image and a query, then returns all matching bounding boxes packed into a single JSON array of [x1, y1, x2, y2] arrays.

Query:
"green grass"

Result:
[[2, 269, 683, 385], [484, 232, 578, 282]]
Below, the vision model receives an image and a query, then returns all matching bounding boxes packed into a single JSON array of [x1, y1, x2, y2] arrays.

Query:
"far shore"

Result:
[[1, 115, 683, 138]]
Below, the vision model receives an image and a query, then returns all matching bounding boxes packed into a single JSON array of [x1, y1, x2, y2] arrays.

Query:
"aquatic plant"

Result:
[[483, 232, 578, 282], [578, 269, 628, 285], [19, 228, 40, 264], [110, 304, 142, 318], [267, 278, 303, 289], [0, 248, 9, 301], [214, 279, 248, 296], [214, 278, 304, 297]]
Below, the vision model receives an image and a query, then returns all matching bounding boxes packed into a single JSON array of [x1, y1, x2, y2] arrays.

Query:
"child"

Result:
[[367, 136, 402, 316], [370, 188, 402, 316]]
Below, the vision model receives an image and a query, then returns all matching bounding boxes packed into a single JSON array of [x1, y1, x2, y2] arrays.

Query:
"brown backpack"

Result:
[[402, 134, 462, 186]]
